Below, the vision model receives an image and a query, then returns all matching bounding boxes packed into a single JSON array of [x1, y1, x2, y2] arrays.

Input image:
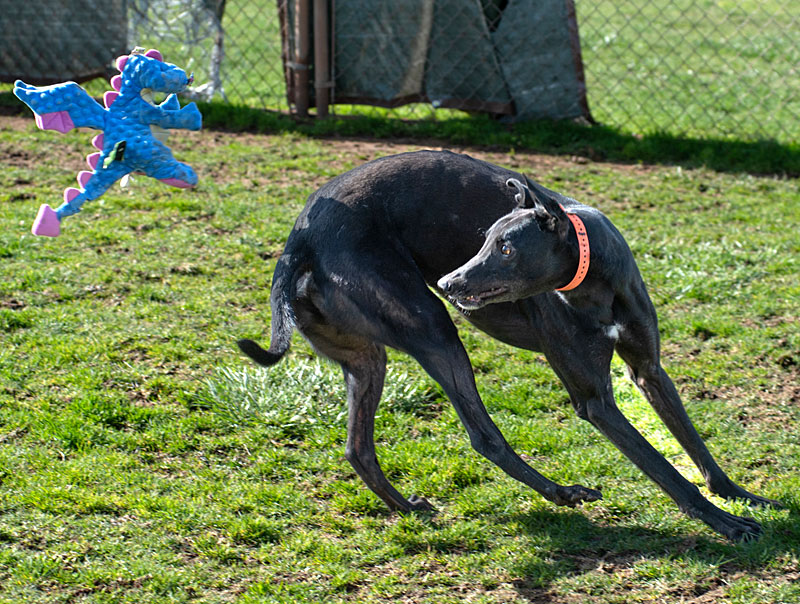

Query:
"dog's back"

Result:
[[290, 150, 538, 280], [241, 151, 507, 361]]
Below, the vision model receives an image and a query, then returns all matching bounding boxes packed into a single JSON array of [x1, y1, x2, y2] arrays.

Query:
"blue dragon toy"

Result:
[[13, 48, 202, 237]]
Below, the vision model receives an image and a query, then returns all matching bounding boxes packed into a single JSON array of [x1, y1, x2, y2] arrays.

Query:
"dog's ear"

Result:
[[506, 177, 535, 209], [507, 177, 569, 237], [523, 175, 569, 235]]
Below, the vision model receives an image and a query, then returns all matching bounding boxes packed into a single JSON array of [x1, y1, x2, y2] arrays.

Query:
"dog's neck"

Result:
[[556, 209, 590, 292]]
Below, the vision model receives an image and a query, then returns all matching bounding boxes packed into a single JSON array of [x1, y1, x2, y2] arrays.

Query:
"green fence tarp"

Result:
[[0, 0, 128, 84], [282, 0, 590, 121]]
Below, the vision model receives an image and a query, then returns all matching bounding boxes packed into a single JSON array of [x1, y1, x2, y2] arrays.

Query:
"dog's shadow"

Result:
[[495, 504, 800, 599]]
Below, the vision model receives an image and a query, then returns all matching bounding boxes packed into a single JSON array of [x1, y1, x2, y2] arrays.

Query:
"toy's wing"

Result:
[[13, 80, 105, 133]]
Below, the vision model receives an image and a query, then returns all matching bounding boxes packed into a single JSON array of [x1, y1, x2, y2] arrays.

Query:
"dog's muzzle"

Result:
[[438, 273, 508, 311], [437, 273, 462, 296]]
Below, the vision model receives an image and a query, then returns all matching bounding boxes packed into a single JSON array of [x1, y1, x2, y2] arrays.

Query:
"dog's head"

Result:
[[437, 177, 572, 310]]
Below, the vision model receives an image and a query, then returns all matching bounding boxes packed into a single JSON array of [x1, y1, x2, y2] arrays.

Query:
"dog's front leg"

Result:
[[581, 381, 762, 541], [613, 315, 780, 509], [418, 339, 602, 508], [627, 362, 781, 508]]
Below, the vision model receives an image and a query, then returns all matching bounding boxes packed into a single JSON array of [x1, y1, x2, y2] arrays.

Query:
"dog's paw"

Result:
[[406, 494, 435, 512], [711, 481, 783, 509], [727, 515, 763, 542], [553, 484, 602, 507], [693, 503, 763, 542]]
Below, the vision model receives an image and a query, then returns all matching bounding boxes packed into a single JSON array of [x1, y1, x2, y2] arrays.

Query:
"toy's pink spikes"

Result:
[[64, 188, 80, 204], [116, 55, 128, 72], [87, 152, 100, 170], [104, 91, 119, 108], [110, 75, 122, 91], [144, 49, 163, 61], [92, 134, 104, 150], [77, 171, 92, 189]]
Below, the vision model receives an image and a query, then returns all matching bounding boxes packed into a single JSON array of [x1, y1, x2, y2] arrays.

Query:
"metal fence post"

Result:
[[313, 0, 330, 118], [294, 0, 311, 117]]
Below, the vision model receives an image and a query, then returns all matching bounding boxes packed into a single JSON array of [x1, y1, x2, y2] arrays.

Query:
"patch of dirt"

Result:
[[1, 148, 42, 169], [312, 136, 617, 183], [724, 374, 800, 428], [0, 298, 26, 310], [1, 115, 82, 173], [1, 113, 658, 204]]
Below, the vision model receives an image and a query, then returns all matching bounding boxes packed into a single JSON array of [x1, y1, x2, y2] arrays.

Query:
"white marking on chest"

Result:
[[605, 323, 623, 341]]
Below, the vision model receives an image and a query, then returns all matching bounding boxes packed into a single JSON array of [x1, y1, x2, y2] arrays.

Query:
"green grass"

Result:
[[0, 113, 799, 603], [576, 0, 800, 143], [192, 100, 800, 177]]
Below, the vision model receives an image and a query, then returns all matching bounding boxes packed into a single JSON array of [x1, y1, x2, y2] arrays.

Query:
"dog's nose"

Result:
[[437, 273, 458, 294]]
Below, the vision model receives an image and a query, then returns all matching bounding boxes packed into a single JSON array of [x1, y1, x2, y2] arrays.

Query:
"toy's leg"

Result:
[[156, 162, 197, 189], [31, 205, 62, 237]]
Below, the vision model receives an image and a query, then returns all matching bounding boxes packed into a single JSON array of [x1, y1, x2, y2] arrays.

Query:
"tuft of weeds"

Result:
[[200, 357, 438, 432]]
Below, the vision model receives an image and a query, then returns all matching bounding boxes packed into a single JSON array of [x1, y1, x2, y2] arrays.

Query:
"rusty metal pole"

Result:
[[294, 0, 311, 117], [313, 0, 330, 118]]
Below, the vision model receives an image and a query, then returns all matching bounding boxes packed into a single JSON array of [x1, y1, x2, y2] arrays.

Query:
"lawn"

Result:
[[0, 113, 798, 603]]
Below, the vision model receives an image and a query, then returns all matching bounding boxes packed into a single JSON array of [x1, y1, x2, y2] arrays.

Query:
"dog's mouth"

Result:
[[453, 286, 508, 311]]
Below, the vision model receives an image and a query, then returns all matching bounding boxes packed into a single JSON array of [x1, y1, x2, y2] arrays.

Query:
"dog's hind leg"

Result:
[[615, 326, 780, 509], [290, 272, 436, 512], [341, 343, 434, 511]]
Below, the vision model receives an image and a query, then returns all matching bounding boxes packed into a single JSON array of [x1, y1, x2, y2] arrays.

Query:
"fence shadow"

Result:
[[2, 92, 797, 177], [195, 101, 800, 178]]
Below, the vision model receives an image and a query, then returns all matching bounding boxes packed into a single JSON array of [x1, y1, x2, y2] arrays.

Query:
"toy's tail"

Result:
[[29, 57, 127, 237], [237, 252, 304, 367]]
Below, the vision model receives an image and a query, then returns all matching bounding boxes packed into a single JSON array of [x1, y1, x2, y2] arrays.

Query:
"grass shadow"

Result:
[[503, 504, 800, 600]]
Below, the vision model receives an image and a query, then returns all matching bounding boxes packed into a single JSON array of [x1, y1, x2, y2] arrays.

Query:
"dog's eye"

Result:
[[500, 242, 513, 256]]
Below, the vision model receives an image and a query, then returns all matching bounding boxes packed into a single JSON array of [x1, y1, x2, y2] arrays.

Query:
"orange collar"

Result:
[[556, 208, 590, 291]]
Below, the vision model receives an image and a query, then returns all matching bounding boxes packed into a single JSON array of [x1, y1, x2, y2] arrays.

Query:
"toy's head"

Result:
[[115, 48, 194, 94]]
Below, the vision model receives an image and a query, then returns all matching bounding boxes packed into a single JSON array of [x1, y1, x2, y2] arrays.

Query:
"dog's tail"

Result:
[[237, 252, 302, 367]]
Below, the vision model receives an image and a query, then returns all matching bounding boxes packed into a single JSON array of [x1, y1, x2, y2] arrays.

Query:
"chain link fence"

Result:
[[3, 0, 798, 144], [577, 0, 800, 143]]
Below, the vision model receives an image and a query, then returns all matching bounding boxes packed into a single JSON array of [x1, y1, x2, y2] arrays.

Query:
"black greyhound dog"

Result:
[[238, 150, 777, 541]]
